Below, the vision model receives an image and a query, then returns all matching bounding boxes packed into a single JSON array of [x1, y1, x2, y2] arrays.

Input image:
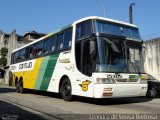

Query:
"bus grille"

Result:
[[116, 78, 139, 83]]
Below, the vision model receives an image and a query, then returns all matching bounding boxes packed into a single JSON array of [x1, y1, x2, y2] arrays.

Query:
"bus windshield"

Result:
[[96, 37, 144, 73], [126, 41, 144, 73], [96, 37, 127, 73]]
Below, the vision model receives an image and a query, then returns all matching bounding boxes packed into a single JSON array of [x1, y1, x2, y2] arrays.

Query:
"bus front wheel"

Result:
[[147, 87, 157, 98], [61, 78, 73, 101]]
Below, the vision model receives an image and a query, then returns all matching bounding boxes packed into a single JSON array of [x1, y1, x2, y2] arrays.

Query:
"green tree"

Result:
[[0, 47, 8, 66], [0, 57, 7, 66], [0, 47, 8, 57]]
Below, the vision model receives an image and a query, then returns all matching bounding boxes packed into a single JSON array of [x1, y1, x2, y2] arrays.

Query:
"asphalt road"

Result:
[[0, 86, 160, 120]]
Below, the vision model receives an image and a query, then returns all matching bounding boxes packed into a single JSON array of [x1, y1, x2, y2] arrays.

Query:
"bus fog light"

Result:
[[141, 87, 147, 90]]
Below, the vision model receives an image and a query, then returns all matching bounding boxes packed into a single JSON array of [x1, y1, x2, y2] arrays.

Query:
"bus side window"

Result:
[[33, 44, 38, 57], [14, 51, 20, 62], [48, 35, 56, 53], [44, 39, 50, 54], [11, 53, 15, 64], [25, 47, 29, 59], [63, 28, 72, 49], [37, 41, 43, 56], [28, 45, 34, 59], [56, 33, 64, 51], [76, 20, 92, 40], [19, 49, 26, 61]]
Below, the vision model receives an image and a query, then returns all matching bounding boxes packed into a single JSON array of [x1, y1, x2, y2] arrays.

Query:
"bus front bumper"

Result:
[[93, 83, 148, 98]]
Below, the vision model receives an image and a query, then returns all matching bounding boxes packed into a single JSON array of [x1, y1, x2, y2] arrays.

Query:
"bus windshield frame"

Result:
[[75, 19, 145, 76], [94, 19, 141, 40]]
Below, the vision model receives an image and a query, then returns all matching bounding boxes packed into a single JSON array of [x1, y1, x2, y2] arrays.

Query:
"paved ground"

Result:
[[0, 86, 160, 120]]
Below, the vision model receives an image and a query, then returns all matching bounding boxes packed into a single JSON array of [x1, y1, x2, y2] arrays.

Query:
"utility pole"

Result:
[[97, 0, 106, 17], [129, 1, 135, 24]]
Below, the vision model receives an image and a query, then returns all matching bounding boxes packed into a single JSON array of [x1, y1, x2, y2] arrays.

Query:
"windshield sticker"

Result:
[[107, 74, 122, 79]]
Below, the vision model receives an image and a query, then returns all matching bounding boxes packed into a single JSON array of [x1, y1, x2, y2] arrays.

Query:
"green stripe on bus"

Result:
[[40, 54, 59, 91], [34, 56, 50, 90]]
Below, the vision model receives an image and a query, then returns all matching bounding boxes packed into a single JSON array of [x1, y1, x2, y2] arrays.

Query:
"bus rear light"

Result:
[[102, 92, 113, 96]]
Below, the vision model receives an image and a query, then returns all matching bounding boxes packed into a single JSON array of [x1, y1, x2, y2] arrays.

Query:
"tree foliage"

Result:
[[0, 47, 8, 66], [0, 47, 8, 57], [0, 57, 7, 66]]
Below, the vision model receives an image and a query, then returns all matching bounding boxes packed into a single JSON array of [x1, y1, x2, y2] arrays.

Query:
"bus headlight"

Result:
[[140, 79, 147, 83], [96, 78, 116, 84]]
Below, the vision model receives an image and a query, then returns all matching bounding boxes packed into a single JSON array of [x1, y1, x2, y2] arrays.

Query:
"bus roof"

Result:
[[12, 16, 138, 53], [73, 16, 138, 28]]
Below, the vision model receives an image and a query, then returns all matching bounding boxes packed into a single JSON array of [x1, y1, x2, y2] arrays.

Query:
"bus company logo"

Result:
[[59, 58, 70, 63], [79, 80, 91, 91], [19, 62, 32, 69], [107, 74, 122, 79]]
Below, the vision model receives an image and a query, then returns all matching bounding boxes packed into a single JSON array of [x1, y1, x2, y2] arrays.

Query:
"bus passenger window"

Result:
[[37, 42, 43, 56], [28, 45, 34, 59], [76, 20, 91, 40], [52, 46, 55, 52], [56, 33, 64, 51], [44, 39, 50, 54], [33, 44, 38, 57], [49, 35, 56, 53], [60, 43, 63, 49], [19, 49, 26, 61], [64, 28, 72, 49], [14, 51, 20, 62]]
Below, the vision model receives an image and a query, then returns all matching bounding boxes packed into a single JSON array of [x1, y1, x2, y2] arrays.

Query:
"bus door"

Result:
[[75, 39, 95, 97]]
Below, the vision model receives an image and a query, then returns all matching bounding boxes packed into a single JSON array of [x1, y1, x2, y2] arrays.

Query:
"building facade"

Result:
[[0, 30, 46, 84], [144, 38, 160, 81]]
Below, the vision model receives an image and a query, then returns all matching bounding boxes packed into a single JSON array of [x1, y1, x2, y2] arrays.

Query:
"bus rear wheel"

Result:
[[16, 82, 20, 93], [61, 78, 73, 101], [19, 81, 24, 94]]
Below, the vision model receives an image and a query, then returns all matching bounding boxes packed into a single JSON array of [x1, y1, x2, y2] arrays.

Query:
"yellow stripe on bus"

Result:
[[13, 58, 43, 89]]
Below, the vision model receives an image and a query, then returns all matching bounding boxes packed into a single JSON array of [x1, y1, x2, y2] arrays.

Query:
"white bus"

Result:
[[9, 16, 148, 101]]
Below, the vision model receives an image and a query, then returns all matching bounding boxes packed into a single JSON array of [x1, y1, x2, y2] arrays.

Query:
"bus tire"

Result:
[[19, 81, 24, 94], [147, 87, 157, 98], [61, 78, 73, 101], [15, 81, 20, 93]]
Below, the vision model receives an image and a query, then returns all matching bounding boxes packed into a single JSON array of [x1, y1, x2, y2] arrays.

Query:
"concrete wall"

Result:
[[0, 30, 45, 84], [0, 30, 30, 84], [144, 38, 160, 81]]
